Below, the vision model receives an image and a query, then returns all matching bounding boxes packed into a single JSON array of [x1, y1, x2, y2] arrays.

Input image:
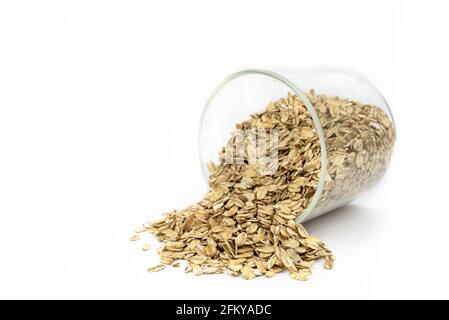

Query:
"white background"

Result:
[[0, 0, 448, 300]]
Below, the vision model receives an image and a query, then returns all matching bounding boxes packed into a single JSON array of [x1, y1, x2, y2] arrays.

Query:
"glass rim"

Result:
[[199, 68, 329, 223]]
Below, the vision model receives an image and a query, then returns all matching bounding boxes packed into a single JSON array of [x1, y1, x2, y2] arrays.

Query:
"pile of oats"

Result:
[[131, 92, 395, 280]]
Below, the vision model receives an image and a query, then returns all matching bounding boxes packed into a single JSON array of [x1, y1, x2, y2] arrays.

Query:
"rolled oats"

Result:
[[147, 265, 165, 273], [133, 91, 395, 281]]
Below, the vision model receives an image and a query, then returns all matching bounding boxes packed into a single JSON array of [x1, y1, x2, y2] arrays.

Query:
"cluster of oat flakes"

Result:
[[131, 92, 394, 281]]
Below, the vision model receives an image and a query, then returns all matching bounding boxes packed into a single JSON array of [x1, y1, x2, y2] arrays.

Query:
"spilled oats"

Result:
[[132, 92, 395, 280]]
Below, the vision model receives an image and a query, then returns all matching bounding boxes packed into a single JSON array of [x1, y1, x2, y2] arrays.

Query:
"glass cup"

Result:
[[199, 69, 396, 223]]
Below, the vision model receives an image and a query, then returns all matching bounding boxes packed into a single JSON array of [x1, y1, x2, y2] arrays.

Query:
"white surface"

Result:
[[0, 0, 448, 300]]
